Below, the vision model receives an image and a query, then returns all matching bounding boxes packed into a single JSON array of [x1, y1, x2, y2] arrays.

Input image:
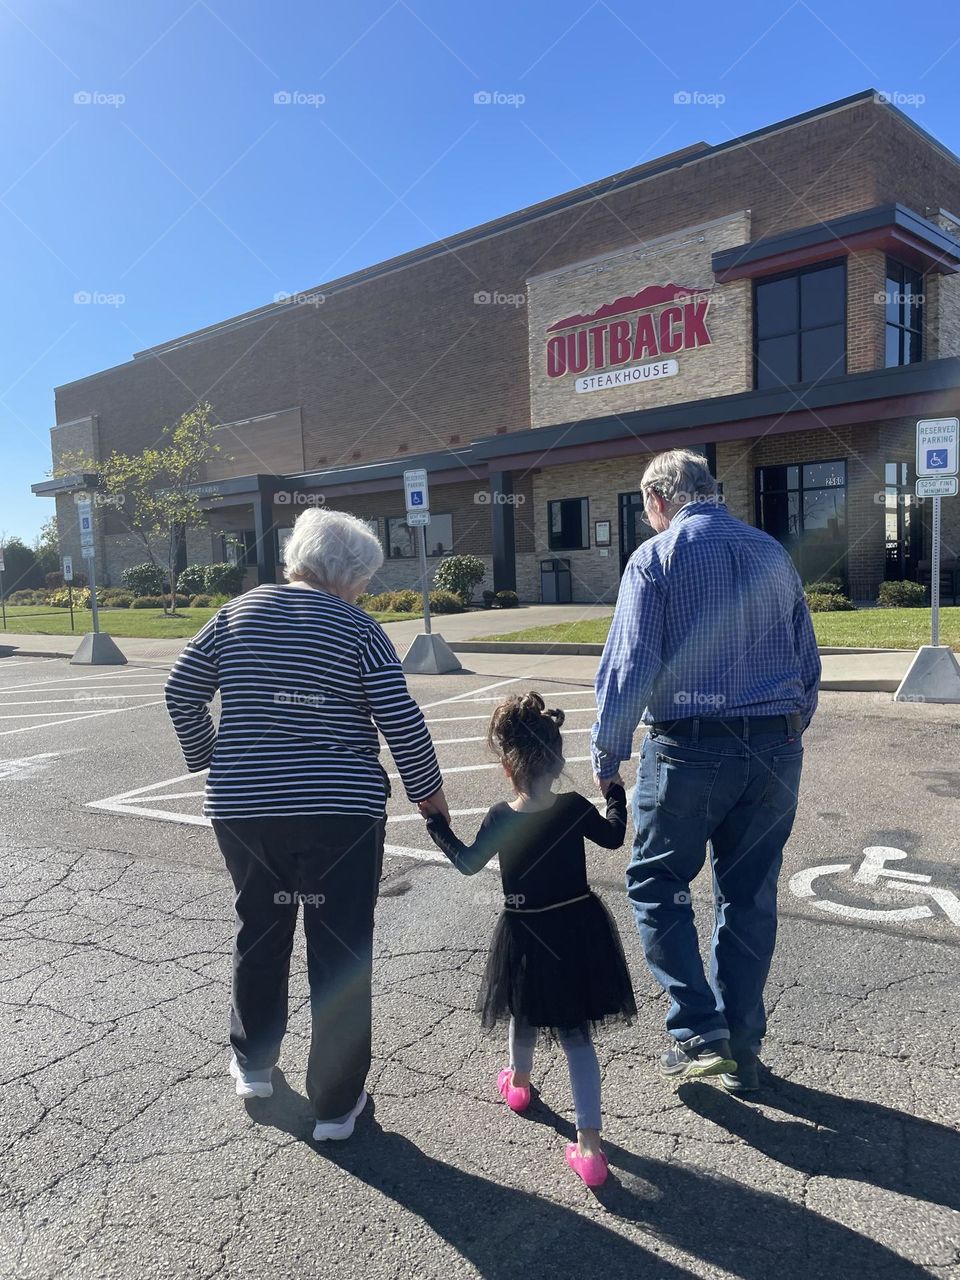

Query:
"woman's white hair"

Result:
[[642, 448, 718, 508], [282, 507, 383, 594]]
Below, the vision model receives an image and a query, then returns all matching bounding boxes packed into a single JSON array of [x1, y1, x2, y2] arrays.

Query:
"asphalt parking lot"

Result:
[[0, 653, 958, 1279]]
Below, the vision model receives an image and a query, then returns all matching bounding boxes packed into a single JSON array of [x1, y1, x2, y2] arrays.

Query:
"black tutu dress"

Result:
[[426, 786, 637, 1035]]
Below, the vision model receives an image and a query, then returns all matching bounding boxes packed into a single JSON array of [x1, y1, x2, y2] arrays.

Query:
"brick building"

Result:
[[35, 90, 960, 604]]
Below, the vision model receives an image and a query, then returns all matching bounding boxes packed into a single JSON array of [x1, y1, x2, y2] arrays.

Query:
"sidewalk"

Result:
[[0, 618, 915, 692]]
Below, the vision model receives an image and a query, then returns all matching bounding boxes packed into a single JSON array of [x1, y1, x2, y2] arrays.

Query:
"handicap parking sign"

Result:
[[409, 490, 424, 506], [917, 419, 959, 478]]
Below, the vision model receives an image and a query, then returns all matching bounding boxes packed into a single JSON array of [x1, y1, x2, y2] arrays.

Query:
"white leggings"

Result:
[[508, 1015, 602, 1131]]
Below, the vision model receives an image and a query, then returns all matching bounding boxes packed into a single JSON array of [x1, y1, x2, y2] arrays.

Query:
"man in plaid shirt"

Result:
[[592, 448, 820, 1091]]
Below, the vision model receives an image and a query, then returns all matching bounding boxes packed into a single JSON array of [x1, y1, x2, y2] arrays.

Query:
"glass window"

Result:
[[386, 514, 454, 559], [800, 264, 845, 327], [755, 458, 847, 585], [884, 258, 923, 367], [755, 275, 798, 338], [754, 260, 847, 390], [547, 498, 589, 551], [757, 335, 798, 388], [801, 325, 845, 382]]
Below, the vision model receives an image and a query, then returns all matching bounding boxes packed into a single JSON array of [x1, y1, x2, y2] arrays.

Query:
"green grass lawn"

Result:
[[0, 604, 418, 639], [474, 607, 960, 651]]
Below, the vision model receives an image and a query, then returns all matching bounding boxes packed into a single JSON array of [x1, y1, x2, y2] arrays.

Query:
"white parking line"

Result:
[[0, 700, 165, 737], [0, 668, 166, 694], [424, 726, 593, 746], [0, 694, 167, 706], [425, 704, 596, 725], [387, 755, 591, 780], [420, 677, 525, 711]]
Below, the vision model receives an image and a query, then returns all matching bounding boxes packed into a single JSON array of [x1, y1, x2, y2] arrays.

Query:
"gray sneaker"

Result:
[[229, 1055, 274, 1099], [660, 1038, 737, 1080]]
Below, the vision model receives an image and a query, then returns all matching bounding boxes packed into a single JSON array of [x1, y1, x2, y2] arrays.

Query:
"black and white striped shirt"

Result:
[[164, 584, 442, 819]]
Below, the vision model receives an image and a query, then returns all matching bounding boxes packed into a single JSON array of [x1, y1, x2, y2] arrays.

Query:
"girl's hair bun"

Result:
[[488, 691, 566, 792]]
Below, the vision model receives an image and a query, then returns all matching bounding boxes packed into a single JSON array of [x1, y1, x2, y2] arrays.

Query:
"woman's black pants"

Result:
[[212, 814, 385, 1121]]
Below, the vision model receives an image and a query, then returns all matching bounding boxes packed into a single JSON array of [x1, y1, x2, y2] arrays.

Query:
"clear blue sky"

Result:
[[3, 0, 958, 541]]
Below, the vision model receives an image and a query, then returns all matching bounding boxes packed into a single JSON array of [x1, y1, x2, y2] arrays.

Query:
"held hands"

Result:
[[594, 773, 624, 797], [417, 786, 450, 824]]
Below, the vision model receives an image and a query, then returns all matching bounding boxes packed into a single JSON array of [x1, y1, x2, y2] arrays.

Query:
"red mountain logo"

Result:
[[547, 283, 706, 332]]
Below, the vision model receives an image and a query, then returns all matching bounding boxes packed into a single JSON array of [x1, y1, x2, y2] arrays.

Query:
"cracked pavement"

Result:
[[0, 657, 958, 1278]]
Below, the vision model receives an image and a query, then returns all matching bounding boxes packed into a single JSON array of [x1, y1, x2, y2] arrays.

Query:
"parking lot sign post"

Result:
[[0, 545, 5, 629], [400, 468, 462, 675], [895, 418, 960, 703], [70, 492, 126, 666]]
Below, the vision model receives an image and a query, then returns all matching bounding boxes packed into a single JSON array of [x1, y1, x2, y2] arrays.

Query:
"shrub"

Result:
[[355, 592, 372, 609], [102, 592, 133, 609], [495, 589, 519, 609], [177, 564, 208, 596], [803, 578, 845, 596], [389, 589, 420, 614], [877, 579, 927, 608], [99, 587, 131, 605], [8, 589, 39, 605], [433, 554, 485, 604], [805, 591, 854, 612], [364, 591, 394, 612], [129, 595, 164, 609], [189, 594, 213, 608], [429, 590, 465, 614], [204, 563, 245, 597], [481, 589, 496, 610], [48, 587, 91, 608], [208, 593, 231, 607], [122, 563, 164, 597]]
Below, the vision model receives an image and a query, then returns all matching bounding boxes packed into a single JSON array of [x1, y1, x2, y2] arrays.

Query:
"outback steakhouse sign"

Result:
[[545, 283, 712, 393]]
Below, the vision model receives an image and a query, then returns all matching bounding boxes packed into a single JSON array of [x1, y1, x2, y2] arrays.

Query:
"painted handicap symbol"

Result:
[[927, 449, 948, 470], [789, 846, 960, 926]]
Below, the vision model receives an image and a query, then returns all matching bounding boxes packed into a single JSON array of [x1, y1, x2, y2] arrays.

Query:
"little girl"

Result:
[[422, 691, 636, 1187]]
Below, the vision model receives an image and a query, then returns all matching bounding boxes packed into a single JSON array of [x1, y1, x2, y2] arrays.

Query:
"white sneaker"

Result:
[[312, 1090, 368, 1142], [229, 1055, 274, 1099]]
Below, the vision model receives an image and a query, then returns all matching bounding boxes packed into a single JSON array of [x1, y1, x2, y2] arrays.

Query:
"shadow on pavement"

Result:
[[247, 1071, 931, 1279], [678, 1072, 960, 1212]]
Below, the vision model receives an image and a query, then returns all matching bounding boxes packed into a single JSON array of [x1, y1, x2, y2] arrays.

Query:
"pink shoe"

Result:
[[497, 1067, 531, 1113], [565, 1142, 609, 1187]]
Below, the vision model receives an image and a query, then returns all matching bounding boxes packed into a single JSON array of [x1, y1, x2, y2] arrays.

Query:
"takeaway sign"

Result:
[[544, 283, 712, 393]]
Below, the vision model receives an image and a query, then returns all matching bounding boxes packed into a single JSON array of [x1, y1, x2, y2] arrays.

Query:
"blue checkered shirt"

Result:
[[591, 501, 820, 779]]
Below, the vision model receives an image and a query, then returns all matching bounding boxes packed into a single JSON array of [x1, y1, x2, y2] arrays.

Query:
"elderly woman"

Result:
[[165, 508, 447, 1140]]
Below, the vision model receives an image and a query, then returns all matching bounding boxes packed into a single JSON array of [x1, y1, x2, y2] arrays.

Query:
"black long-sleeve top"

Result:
[[426, 785, 626, 910]]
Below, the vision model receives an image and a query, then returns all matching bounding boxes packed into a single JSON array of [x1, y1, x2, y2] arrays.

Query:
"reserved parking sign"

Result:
[[916, 418, 958, 477]]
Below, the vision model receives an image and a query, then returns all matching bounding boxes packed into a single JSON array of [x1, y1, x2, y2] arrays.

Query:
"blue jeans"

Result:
[[627, 723, 803, 1054]]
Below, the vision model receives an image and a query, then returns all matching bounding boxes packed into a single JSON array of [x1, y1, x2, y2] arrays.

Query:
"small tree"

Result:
[[433, 554, 485, 604], [56, 402, 222, 615]]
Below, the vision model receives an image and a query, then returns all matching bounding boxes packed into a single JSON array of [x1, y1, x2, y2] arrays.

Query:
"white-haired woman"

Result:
[[165, 507, 447, 1140]]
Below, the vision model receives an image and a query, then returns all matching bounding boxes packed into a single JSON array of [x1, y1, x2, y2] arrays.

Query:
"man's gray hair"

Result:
[[282, 507, 384, 594], [642, 449, 718, 508]]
